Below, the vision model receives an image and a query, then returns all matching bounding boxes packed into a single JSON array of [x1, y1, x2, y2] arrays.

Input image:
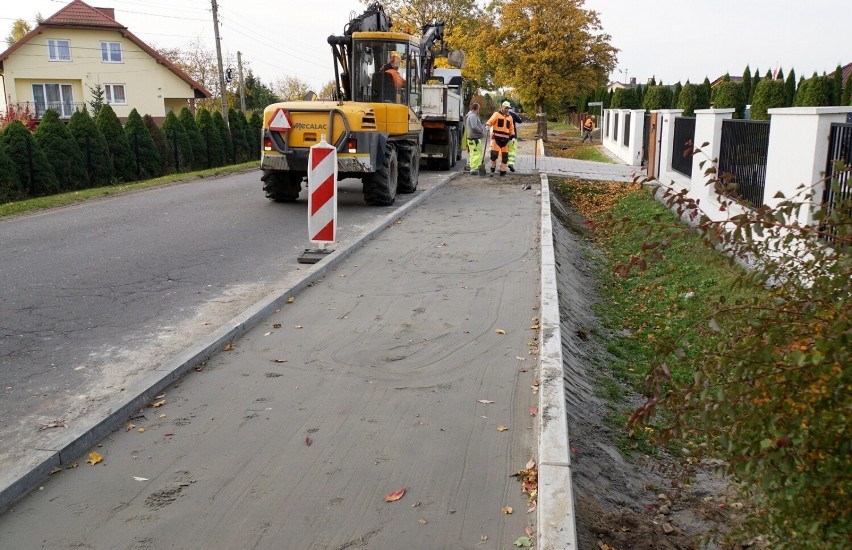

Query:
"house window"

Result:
[[32, 83, 75, 118], [100, 41, 122, 63], [47, 39, 71, 61], [104, 84, 127, 105]]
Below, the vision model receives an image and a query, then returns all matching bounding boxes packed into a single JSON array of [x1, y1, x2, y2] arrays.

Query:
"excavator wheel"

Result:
[[363, 142, 398, 205], [262, 171, 303, 202], [397, 141, 420, 194]]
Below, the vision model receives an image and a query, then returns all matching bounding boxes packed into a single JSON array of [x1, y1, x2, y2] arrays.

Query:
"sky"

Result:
[[6, 0, 852, 94]]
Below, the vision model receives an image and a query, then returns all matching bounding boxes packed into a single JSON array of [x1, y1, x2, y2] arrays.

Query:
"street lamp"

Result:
[[618, 68, 629, 86]]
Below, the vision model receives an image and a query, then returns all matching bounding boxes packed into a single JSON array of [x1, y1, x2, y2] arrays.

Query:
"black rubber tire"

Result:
[[262, 171, 303, 202], [439, 129, 452, 171], [456, 129, 463, 161], [449, 132, 457, 168], [397, 141, 420, 194], [363, 142, 398, 205]]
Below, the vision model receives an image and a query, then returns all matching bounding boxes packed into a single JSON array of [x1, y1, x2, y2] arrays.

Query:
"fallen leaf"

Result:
[[151, 400, 166, 408], [264, 332, 272, 336], [385, 488, 406, 502], [527, 502, 537, 513], [272, 323, 282, 329], [48, 466, 63, 475], [305, 436, 313, 446], [529, 407, 538, 416], [514, 536, 532, 547], [295, 325, 303, 329], [411, 502, 421, 508], [273, 359, 287, 363], [68, 462, 79, 469], [126, 423, 135, 432], [37, 420, 67, 431], [137, 427, 146, 433], [477, 399, 494, 404], [86, 452, 103, 465], [526, 458, 536, 470], [158, 414, 166, 419], [418, 518, 427, 524], [515, 356, 526, 361], [530, 324, 540, 330], [164, 432, 174, 437], [223, 342, 234, 352], [154, 394, 166, 400], [133, 476, 149, 481], [287, 296, 295, 303], [502, 506, 513, 514], [495, 329, 506, 335], [497, 425, 509, 432], [480, 535, 488, 542], [525, 527, 533, 537]]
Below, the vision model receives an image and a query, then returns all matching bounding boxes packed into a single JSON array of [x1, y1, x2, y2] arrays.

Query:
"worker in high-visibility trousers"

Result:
[[465, 102, 486, 176], [506, 106, 522, 172], [486, 101, 516, 176]]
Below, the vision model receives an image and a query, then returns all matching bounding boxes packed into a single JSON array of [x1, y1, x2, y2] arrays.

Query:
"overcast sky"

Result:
[[7, 0, 851, 94]]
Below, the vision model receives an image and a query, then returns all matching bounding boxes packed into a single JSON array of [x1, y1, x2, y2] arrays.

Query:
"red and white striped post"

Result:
[[307, 135, 338, 247]]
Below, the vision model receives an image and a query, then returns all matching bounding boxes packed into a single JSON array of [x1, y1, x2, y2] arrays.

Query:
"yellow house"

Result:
[[0, 0, 210, 122]]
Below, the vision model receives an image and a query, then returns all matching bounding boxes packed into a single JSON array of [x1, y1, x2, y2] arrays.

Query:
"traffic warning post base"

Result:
[[297, 248, 333, 264]]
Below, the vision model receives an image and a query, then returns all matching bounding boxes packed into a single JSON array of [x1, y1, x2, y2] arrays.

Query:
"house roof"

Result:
[[830, 62, 852, 85], [0, 0, 211, 98], [710, 75, 743, 88]]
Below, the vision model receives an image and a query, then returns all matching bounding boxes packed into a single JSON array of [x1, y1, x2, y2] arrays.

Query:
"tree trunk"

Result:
[[535, 99, 547, 142]]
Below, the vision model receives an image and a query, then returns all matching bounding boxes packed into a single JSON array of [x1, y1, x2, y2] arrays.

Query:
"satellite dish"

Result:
[[447, 50, 466, 69]]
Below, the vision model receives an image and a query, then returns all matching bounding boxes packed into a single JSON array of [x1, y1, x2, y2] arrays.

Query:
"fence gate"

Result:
[[671, 116, 696, 178], [822, 122, 852, 244], [718, 119, 771, 208]]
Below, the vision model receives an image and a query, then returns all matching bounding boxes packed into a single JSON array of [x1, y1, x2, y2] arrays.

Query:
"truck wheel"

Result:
[[450, 133, 457, 167], [439, 130, 452, 171], [364, 142, 398, 205], [262, 171, 303, 202], [456, 130, 463, 161], [398, 142, 419, 194]]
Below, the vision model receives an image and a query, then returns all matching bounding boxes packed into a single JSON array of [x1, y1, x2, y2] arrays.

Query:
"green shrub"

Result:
[[68, 109, 112, 187], [143, 114, 173, 175], [784, 69, 797, 107], [0, 139, 22, 202], [212, 111, 232, 164], [713, 81, 745, 118], [124, 109, 161, 179], [96, 104, 135, 182], [33, 109, 86, 191], [750, 79, 786, 120], [162, 111, 193, 172], [1, 120, 60, 197], [195, 108, 224, 168], [178, 107, 206, 170], [642, 86, 672, 111], [801, 74, 833, 106], [676, 82, 698, 116], [248, 111, 263, 154], [611, 87, 639, 109], [228, 109, 252, 162]]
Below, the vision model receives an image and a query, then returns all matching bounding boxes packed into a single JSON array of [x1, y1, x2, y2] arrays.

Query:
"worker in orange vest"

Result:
[[486, 101, 515, 176]]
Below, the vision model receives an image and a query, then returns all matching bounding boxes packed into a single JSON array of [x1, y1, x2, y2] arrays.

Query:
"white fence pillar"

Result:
[[654, 109, 685, 187], [691, 108, 734, 203], [765, 107, 852, 225], [628, 109, 645, 166]]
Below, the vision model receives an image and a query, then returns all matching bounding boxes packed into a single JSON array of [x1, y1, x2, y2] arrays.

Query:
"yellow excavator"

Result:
[[260, 3, 447, 205]]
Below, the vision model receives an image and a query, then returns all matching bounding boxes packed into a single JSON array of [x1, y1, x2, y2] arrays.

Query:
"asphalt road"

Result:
[[0, 167, 452, 470]]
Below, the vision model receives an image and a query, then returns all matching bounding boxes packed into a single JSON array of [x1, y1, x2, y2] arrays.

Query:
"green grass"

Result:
[[0, 161, 258, 219], [568, 145, 611, 163]]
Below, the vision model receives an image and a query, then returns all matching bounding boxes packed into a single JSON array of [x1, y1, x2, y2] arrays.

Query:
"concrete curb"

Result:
[[0, 174, 460, 512], [537, 170, 578, 546]]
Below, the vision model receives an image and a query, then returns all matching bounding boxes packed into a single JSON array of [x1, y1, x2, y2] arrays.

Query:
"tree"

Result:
[[33, 109, 86, 191], [96, 104, 135, 182], [643, 86, 672, 111], [5, 18, 31, 46], [696, 76, 711, 110], [248, 111, 263, 156], [178, 107, 206, 170], [67, 109, 112, 187], [228, 109, 251, 162], [273, 76, 311, 102], [611, 87, 639, 109], [1, 120, 60, 197], [212, 111, 232, 164], [843, 72, 852, 106], [801, 73, 833, 106], [157, 38, 237, 110], [712, 81, 744, 118], [318, 80, 337, 100], [161, 111, 193, 172], [125, 109, 161, 179], [0, 136, 22, 202], [243, 70, 281, 110], [195, 108, 224, 168], [485, 0, 617, 140], [784, 68, 797, 107], [87, 83, 105, 118], [831, 64, 843, 105], [750, 78, 785, 120], [750, 68, 761, 103], [143, 114, 173, 175], [676, 82, 698, 116], [671, 81, 682, 108], [794, 76, 808, 106]]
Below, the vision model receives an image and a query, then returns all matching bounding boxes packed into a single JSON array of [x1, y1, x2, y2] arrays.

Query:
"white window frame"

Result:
[[47, 39, 71, 62], [31, 83, 75, 117], [104, 83, 127, 105], [100, 41, 123, 63]]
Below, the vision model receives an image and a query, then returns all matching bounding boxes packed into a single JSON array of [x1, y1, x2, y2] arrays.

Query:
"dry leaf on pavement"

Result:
[[86, 452, 103, 465], [497, 425, 509, 432], [477, 399, 494, 404], [272, 323, 282, 328], [385, 488, 406, 502], [305, 436, 313, 446], [287, 297, 295, 303], [502, 506, 513, 514], [530, 407, 538, 416], [223, 342, 234, 351], [495, 329, 506, 335]]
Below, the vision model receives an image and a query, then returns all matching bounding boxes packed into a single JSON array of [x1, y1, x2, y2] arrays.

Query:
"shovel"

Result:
[[478, 127, 490, 176]]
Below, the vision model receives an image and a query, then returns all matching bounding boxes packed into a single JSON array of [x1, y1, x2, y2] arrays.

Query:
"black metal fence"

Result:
[[605, 111, 610, 138], [642, 113, 651, 165], [671, 116, 696, 178], [718, 119, 771, 208], [623, 113, 631, 147], [822, 122, 852, 245], [613, 113, 619, 143]]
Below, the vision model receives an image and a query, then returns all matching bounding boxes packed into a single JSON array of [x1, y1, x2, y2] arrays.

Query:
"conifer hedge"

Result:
[[178, 107, 206, 171], [97, 104, 135, 182], [1, 120, 60, 197], [68, 109, 112, 187], [34, 109, 86, 191], [125, 109, 161, 179], [162, 111, 193, 172]]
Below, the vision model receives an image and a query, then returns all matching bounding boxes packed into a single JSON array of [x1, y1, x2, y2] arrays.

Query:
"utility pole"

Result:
[[237, 51, 247, 113], [211, 0, 229, 127]]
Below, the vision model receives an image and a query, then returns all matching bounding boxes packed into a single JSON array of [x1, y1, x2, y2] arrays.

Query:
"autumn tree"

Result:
[[157, 38, 237, 110], [5, 18, 31, 46], [485, 0, 616, 139], [274, 76, 311, 102]]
